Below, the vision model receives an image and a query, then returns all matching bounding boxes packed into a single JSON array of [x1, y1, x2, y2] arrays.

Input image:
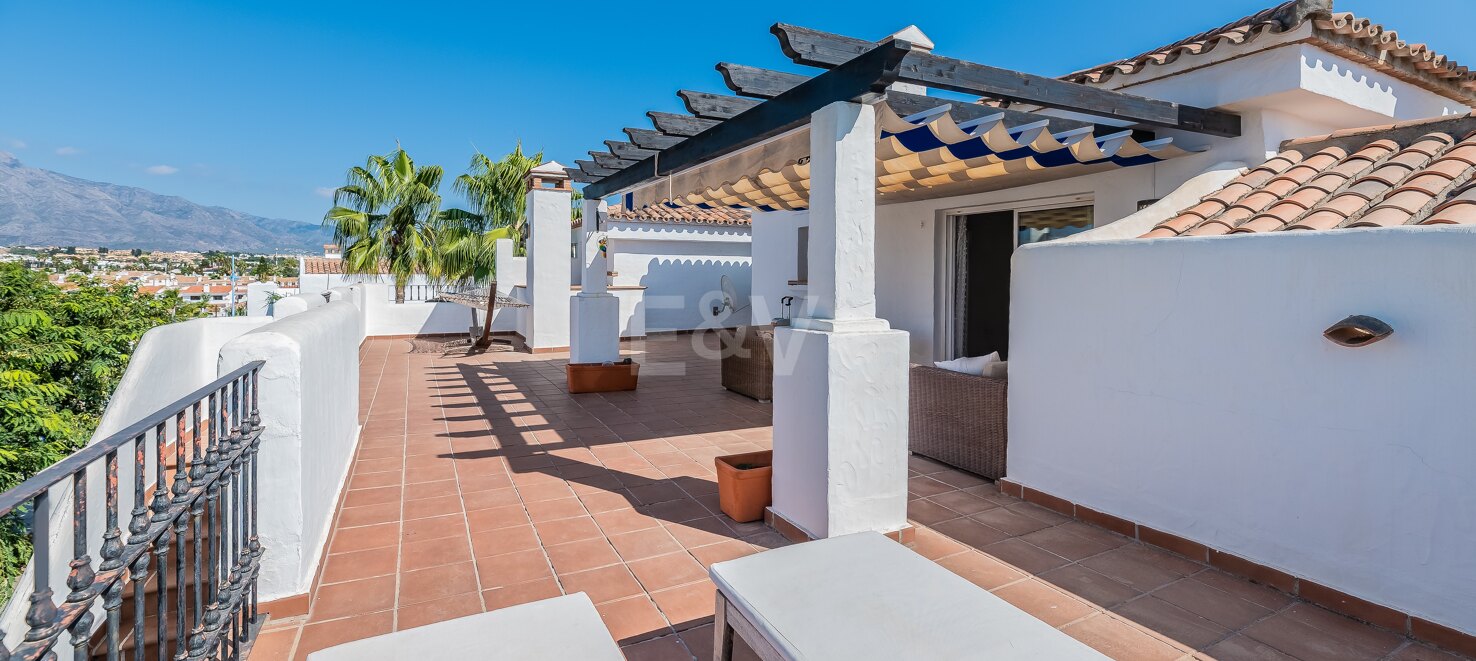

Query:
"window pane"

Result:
[[1018, 205, 1093, 246]]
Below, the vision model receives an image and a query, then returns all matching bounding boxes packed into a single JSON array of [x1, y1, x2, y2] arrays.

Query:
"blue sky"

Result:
[[1, 1, 1471, 224]]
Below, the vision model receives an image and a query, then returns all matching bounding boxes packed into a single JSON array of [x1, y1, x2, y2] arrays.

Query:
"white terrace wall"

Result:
[[1008, 226, 1476, 635], [218, 299, 362, 601], [605, 220, 752, 332]]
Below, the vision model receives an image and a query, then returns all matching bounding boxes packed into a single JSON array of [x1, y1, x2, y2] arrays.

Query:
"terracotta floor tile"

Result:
[[1079, 545, 1202, 593], [1386, 642, 1468, 661], [932, 517, 1012, 549], [627, 482, 689, 505], [620, 634, 695, 661], [1112, 596, 1229, 650], [927, 489, 999, 515], [936, 550, 1027, 590], [1153, 577, 1274, 631], [465, 503, 530, 532], [970, 506, 1053, 537], [907, 498, 963, 526], [248, 626, 298, 661], [664, 517, 738, 549], [482, 577, 564, 611], [534, 515, 604, 545], [1192, 569, 1293, 611], [477, 548, 554, 588], [558, 564, 645, 604], [578, 489, 636, 514], [980, 538, 1072, 575], [400, 513, 467, 543], [545, 537, 623, 574], [909, 527, 969, 561], [461, 486, 522, 511], [402, 494, 464, 520], [1255, 603, 1404, 659], [517, 481, 576, 503], [294, 610, 394, 661], [649, 579, 717, 629], [400, 534, 473, 571], [595, 508, 663, 536], [310, 575, 396, 621], [319, 546, 398, 585], [1039, 564, 1141, 608], [596, 594, 672, 644], [524, 496, 590, 522], [1022, 525, 1122, 561], [1201, 634, 1299, 660], [907, 475, 955, 498], [609, 527, 686, 562], [336, 502, 402, 528], [470, 524, 540, 558], [343, 485, 402, 508], [1061, 613, 1186, 661], [627, 552, 709, 592], [991, 579, 1097, 628], [399, 561, 479, 605], [687, 539, 757, 569], [396, 592, 484, 630], [402, 478, 459, 501]]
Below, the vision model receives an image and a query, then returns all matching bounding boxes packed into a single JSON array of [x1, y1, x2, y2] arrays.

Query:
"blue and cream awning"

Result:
[[629, 101, 1199, 211]]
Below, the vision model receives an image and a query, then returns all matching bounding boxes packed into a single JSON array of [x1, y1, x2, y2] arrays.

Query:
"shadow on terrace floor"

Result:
[[251, 332, 1469, 661]]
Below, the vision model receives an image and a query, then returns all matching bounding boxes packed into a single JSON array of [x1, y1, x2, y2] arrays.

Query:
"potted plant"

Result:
[[566, 358, 640, 394], [715, 450, 772, 523]]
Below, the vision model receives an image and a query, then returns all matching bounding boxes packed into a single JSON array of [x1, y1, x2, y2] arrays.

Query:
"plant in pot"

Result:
[[715, 450, 772, 523]]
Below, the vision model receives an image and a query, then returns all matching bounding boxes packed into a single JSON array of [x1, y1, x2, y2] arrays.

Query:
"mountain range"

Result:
[[0, 152, 331, 252]]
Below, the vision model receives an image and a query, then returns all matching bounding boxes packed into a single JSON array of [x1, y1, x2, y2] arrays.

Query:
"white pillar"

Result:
[[771, 101, 910, 539], [570, 198, 620, 364], [524, 163, 573, 351]]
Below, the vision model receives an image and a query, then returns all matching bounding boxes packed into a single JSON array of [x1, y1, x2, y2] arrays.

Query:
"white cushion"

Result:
[[305, 593, 623, 661], [934, 351, 999, 376], [710, 533, 1107, 661]]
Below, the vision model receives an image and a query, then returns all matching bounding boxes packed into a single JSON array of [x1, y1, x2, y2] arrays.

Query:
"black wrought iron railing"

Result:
[[0, 361, 265, 661]]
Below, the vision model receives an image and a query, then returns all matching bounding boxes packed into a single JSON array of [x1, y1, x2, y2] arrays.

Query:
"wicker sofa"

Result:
[[721, 326, 774, 402], [908, 364, 1008, 479]]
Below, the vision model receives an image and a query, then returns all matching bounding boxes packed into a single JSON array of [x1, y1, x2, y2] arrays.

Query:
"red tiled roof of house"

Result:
[[1144, 113, 1476, 238], [301, 257, 344, 274], [605, 205, 751, 225], [1064, 0, 1476, 102]]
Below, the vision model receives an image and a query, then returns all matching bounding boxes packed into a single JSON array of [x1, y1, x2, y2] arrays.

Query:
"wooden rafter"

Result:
[[678, 90, 762, 120], [605, 140, 657, 160], [624, 128, 685, 150], [647, 112, 721, 137]]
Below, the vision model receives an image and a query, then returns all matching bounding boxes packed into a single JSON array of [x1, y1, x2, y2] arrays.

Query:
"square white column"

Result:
[[524, 173, 572, 351], [771, 100, 909, 539], [571, 198, 620, 364]]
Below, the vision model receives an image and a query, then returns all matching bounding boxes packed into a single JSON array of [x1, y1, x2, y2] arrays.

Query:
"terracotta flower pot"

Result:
[[715, 450, 773, 523], [566, 360, 639, 394]]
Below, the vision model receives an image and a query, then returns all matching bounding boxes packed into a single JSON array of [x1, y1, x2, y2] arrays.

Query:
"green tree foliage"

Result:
[[0, 263, 208, 600], [323, 148, 451, 303]]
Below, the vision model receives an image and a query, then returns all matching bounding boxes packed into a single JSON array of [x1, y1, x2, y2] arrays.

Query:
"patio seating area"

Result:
[[248, 332, 1464, 661]]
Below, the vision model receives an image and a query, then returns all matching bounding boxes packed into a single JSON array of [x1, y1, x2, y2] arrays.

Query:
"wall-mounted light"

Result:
[[1323, 315, 1393, 348]]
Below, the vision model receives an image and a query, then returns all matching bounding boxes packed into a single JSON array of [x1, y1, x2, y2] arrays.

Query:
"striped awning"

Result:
[[630, 101, 1199, 211]]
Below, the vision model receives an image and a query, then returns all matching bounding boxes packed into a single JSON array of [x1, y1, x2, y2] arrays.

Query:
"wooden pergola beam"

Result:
[[679, 90, 762, 119], [716, 63, 809, 99], [647, 112, 721, 137], [590, 151, 636, 169], [585, 39, 913, 199], [605, 140, 658, 160], [623, 128, 684, 150], [566, 167, 600, 184], [574, 160, 617, 177], [771, 23, 1240, 137]]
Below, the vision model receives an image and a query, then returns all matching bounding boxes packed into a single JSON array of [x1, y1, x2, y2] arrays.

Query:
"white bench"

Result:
[[709, 532, 1108, 660], [306, 593, 623, 661]]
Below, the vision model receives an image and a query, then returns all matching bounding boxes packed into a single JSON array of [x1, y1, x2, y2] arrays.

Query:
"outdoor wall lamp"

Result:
[[1323, 315, 1393, 348]]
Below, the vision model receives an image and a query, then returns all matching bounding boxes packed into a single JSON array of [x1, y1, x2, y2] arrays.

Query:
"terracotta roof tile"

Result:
[[1063, 0, 1476, 103], [1148, 114, 1476, 237], [301, 257, 344, 275], [605, 205, 751, 225]]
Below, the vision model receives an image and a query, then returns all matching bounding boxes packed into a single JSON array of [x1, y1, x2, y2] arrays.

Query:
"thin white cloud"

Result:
[[314, 186, 336, 198], [145, 164, 179, 175], [7, 139, 25, 149], [55, 146, 81, 156]]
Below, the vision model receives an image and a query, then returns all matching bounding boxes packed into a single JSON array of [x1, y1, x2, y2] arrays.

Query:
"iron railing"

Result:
[[0, 361, 265, 661]]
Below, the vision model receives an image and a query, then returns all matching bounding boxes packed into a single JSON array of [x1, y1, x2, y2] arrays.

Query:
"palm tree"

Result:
[[324, 148, 447, 303], [439, 144, 545, 345]]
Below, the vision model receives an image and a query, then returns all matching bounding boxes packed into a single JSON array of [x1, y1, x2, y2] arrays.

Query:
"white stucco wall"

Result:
[[1009, 226, 1476, 635], [218, 300, 362, 601], [605, 220, 752, 332]]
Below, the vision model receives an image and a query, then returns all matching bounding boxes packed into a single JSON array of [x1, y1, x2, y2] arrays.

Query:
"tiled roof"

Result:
[[1064, 0, 1476, 102], [1144, 113, 1476, 238], [605, 205, 751, 225], [301, 257, 344, 274]]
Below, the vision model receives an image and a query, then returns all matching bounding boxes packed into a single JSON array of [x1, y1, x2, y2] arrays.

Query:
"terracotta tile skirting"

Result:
[[261, 592, 310, 619], [997, 478, 1476, 657]]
